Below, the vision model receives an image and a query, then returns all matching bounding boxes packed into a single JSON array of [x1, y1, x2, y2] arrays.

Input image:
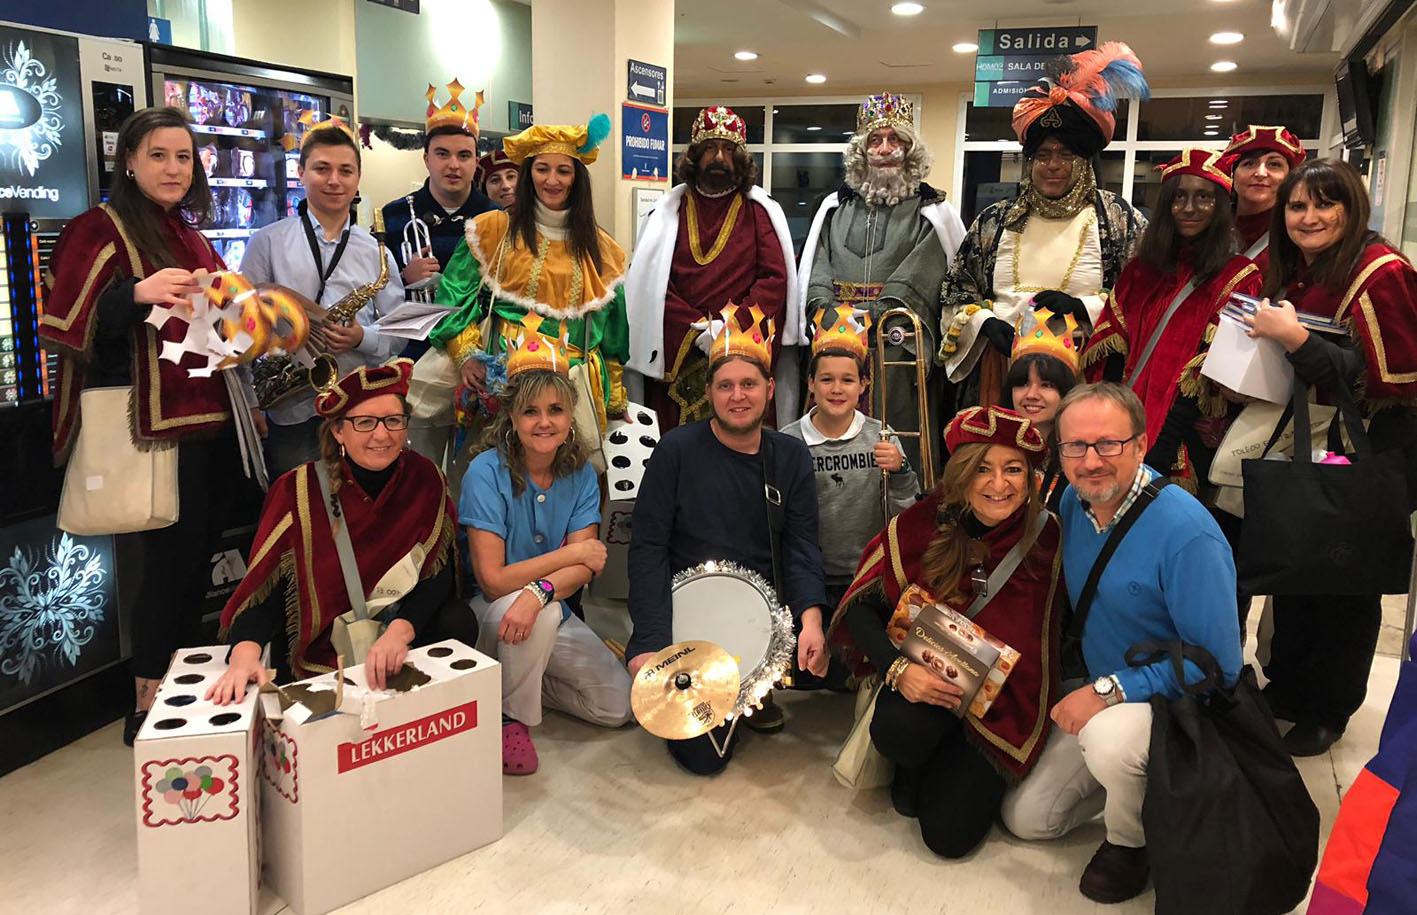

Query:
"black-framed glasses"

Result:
[[1058, 434, 1139, 459], [340, 413, 410, 433]]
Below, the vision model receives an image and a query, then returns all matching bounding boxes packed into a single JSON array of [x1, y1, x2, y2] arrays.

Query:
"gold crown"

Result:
[[811, 305, 870, 361], [1011, 306, 1080, 374], [710, 302, 775, 370], [857, 92, 913, 135], [425, 79, 484, 137], [296, 110, 354, 150], [506, 313, 569, 379]]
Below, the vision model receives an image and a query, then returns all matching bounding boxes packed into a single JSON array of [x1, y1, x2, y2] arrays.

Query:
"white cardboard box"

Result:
[[134, 646, 262, 915], [1201, 313, 1296, 405], [259, 640, 501, 915], [595, 402, 661, 600]]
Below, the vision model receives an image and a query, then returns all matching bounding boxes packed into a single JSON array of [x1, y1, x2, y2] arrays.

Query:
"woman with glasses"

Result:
[[461, 323, 632, 775], [828, 406, 1063, 858], [1080, 150, 1260, 487], [209, 359, 478, 701]]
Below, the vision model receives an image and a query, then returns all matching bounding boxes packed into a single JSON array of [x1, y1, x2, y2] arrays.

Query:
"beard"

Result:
[[711, 401, 767, 435], [857, 149, 917, 206], [699, 162, 737, 193]]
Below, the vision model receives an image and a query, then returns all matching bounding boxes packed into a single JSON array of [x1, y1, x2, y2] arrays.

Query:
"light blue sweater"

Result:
[[1060, 468, 1243, 702]]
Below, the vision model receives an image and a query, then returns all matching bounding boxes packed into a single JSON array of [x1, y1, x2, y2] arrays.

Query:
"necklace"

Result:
[[1009, 208, 1096, 294], [686, 192, 743, 266]]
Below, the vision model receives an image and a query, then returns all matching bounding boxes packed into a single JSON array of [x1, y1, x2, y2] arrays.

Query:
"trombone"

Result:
[[400, 195, 435, 303], [874, 306, 936, 520]]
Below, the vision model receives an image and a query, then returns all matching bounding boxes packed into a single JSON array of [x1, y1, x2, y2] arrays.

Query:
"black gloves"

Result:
[[981, 317, 1015, 356], [1144, 396, 1201, 473], [1032, 290, 1088, 322]]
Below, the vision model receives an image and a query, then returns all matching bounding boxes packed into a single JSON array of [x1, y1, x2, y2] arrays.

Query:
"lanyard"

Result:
[[298, 200, 353, 303]]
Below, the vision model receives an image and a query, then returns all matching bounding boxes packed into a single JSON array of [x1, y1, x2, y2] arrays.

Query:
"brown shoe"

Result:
[[742, 691, 784, 733], [1079, 841, 1149, 904]]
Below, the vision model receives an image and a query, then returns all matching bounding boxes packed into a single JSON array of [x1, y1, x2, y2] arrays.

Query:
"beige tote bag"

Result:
[[57, 386, 179, 535]]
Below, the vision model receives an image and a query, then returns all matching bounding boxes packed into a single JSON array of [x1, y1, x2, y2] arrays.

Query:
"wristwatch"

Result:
[[1092, 674, 1125, 707], [532, 578, 555, 605]]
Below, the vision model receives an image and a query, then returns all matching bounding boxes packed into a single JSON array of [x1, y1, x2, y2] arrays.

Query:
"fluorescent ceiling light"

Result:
[[1210, 60, 1238, 72], [952, 42, 979, 53], [1209, 31, 1244, 44], [1209, 99, 1228, 107], [891, 2, 925, 14], [805, 73, 827, 83], [1205, 114, 1223, 120], [734, 50, 759, 61], [807, 125, 821, 131]]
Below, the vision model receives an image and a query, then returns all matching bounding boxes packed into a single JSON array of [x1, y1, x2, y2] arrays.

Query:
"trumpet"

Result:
[[400, 195, 435, 304], [874, 306, 936, 519]]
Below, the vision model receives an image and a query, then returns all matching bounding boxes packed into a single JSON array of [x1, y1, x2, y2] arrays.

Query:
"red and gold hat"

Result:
[[710, 302, 775, 371], [944, 406, 1047, 467], [811, 305, 870, 362], [1011, 42, 1149, 158], [690, 106, 747, 148], [316, 359, 414, 418], [857, 93, 913, 136], [478, 148, 516, 182], [1012, 306, 1080, 375], [425, 78, 484, 138], [1156, 148, 1233, 193], [1219, 125, 1305, 174]]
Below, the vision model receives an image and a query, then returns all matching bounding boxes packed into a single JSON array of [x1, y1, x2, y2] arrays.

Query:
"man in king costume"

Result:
[[940, 43, 1149, 411], [624, 105, 796, 429], [798, 92, 965, 478]]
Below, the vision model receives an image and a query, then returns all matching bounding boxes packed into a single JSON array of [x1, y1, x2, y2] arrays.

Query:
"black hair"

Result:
[[109, 106, 212, 268], [675, 141, 758, 194], [1134, 174, 1237, 284], [808, 347, 867, 379], [1003, 353, 1079, 406], [1263, 158, 1387, 297], [509, 156, 604, 273], [299, 126, 362, 170], [423, 125, 477, 155]]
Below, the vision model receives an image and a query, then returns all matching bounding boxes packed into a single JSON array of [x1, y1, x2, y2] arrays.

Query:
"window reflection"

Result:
[[770, 152, 844, 256]]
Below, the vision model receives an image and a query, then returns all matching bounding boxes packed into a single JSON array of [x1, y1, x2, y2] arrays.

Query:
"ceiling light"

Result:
[[891, 2, 925, 14], [1209, 99, 1228, 107], [734, 50, 759, 61], [1211, 60, 1238, 72], [807, 125, 821, 131], [1205, 114, 1223, 120], [1210, 31, 1244, 44], [952, 41, 979, 53], [805, 73, 827, 84]]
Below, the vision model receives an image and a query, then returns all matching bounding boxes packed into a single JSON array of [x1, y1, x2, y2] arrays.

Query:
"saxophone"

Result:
[[252, 212, 391, 409]]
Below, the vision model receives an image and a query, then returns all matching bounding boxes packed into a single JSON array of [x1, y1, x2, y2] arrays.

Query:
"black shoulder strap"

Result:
[[760, 431, 787, 598], [1066, 478, 1173, 642]]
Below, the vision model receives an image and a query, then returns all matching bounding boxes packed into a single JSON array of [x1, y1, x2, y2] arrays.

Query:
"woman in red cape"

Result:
[[828, 406, 1062, 859], [209, 360, 477, 702]]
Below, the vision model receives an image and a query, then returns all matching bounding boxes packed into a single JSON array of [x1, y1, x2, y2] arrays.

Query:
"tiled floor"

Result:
[[0, 602, 1403, 915]]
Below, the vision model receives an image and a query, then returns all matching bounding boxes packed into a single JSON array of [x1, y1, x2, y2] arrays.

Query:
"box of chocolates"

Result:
[[895, 585, 1019, 719]]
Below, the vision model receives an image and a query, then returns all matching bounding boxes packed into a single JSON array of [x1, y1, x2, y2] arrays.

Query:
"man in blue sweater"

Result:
[[1000, 382, 1242, 904]]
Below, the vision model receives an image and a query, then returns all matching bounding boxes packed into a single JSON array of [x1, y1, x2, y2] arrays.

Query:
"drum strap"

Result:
[[760, 432, 787, 601]]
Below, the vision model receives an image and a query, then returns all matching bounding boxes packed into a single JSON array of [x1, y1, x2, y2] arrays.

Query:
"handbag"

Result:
[[1238, 357, 1414, 596], [57, 386, 179, 535], [1130, 641, 1319, 915], [1208, 400, 1336, 489]]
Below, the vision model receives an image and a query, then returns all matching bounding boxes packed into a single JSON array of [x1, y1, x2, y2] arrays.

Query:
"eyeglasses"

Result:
[[340, 413, 410, 433], [1058, 434, 1139, 459], [1171, 191, 1218, 211]]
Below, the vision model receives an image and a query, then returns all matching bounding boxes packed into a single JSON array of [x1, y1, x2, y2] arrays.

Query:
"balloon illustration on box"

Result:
[[261, 720, 299, 804], [140, 755, 240, 827]]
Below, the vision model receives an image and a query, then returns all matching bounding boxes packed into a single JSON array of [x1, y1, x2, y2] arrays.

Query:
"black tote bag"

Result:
[[1130, 642, 1319, 915], [1237, 365, 1413, 596]]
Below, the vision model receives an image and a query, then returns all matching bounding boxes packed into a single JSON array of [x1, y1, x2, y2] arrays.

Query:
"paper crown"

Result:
[[710, 302, 775, 370], [944, 405, 1047, 467], [425, 79, 484, 138], [1219, 125, 1306, 174], [857, 93, 913, 135], [1156, 148, 1233, 193], [1011, 42, 1150, 156], [811, 306, 870, 362], [1012, 306, 1080, 374], [690, 106, 747, 148], [506, 313, 570, 379], [315, 358, 414, 418], [503, 114, 612, 166], [296, 110, 355, 150]]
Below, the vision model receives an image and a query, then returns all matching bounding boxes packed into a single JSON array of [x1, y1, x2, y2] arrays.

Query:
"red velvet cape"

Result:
[[827, 492, 1062, 781]]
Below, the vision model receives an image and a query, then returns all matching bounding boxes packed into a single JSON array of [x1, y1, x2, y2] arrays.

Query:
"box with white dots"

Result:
[[596, 402, 661, 599]]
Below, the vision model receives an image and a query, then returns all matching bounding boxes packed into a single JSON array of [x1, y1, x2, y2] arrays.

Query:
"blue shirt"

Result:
[[459, 448, 601, 566], [240, 208, 406, 425], [1060, 466, 1243, 702]]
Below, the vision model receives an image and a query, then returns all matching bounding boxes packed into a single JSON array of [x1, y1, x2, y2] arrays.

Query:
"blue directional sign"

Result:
[[626, 59, 667, 108], [977, 26, 1097, 56], [507, 101, 533, 130], [621, 102, 669, 181], [975, 55, 1055, 83]]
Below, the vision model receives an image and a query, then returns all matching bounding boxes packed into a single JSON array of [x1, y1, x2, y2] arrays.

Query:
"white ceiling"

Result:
[[674, 0, 1339, 93]]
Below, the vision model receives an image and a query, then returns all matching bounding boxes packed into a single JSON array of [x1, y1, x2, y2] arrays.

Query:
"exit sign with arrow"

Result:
[[977, 26, 1097, 56]]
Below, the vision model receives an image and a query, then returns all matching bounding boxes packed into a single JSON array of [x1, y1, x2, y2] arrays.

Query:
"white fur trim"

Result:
[[464, 211, 623, 319]]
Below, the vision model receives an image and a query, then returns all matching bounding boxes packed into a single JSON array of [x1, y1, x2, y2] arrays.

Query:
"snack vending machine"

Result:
[[147, 46, 355, 270]]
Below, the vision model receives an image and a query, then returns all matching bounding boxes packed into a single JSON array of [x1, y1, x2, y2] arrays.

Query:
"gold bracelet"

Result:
[[886, 656, 909, 691]]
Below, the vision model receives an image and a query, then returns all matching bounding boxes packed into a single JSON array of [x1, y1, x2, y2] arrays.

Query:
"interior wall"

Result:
[[230, 0, 356, 77]]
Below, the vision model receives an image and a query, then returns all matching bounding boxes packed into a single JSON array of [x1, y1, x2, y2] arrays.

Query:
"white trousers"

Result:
[[1000, 702, 1153, 848], [470, 592, 632, 729]]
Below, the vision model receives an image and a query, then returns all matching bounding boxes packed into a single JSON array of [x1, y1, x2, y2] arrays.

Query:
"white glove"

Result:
[[689, 317, 726, 356]]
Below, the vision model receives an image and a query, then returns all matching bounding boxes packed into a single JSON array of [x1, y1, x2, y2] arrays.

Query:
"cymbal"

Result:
[[631, 641, 741, 740]]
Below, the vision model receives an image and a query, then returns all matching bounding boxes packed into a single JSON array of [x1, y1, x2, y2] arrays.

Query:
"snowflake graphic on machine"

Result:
[[0, 41, 65, 177], [0, 533, 108, 685]]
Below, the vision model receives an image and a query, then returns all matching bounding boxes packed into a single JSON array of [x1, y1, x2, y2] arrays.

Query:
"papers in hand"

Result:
[[369, 301, 456, 341], [1225, 292, 1347, 336]]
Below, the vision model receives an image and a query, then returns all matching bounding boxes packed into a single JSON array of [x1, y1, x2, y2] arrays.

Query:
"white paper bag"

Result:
[[1200, 315, 1295, 405]]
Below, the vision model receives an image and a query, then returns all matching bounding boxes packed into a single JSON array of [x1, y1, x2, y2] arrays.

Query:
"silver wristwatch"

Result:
[[1092, 674, 1125, 707]]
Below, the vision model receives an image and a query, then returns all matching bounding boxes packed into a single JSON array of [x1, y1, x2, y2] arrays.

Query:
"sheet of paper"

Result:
[[369, 301, 456, 340]]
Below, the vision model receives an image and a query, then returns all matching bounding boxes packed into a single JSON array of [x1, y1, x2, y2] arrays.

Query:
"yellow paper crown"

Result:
[[506, 313, 570, 379], [297, 110, 355, 150], [425, 79, 484, 137], [1011, 306, 1081, 374], [811, 305, 870, 361], [710, 303, 775, 370]]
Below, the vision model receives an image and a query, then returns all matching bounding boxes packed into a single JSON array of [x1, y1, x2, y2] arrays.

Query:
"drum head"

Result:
[[673, 573, 773, 680]]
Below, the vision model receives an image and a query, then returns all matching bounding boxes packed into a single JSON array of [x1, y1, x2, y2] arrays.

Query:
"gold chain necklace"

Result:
[[1010, 208, 1097, 294], [686, 192, 743, 266]]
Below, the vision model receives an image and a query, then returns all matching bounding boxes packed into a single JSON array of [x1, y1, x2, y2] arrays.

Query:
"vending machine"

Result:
[[147, 46, 355, 270]]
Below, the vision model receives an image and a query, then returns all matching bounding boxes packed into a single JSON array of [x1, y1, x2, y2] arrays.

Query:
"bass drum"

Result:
[[670, 561, 795, 715]]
